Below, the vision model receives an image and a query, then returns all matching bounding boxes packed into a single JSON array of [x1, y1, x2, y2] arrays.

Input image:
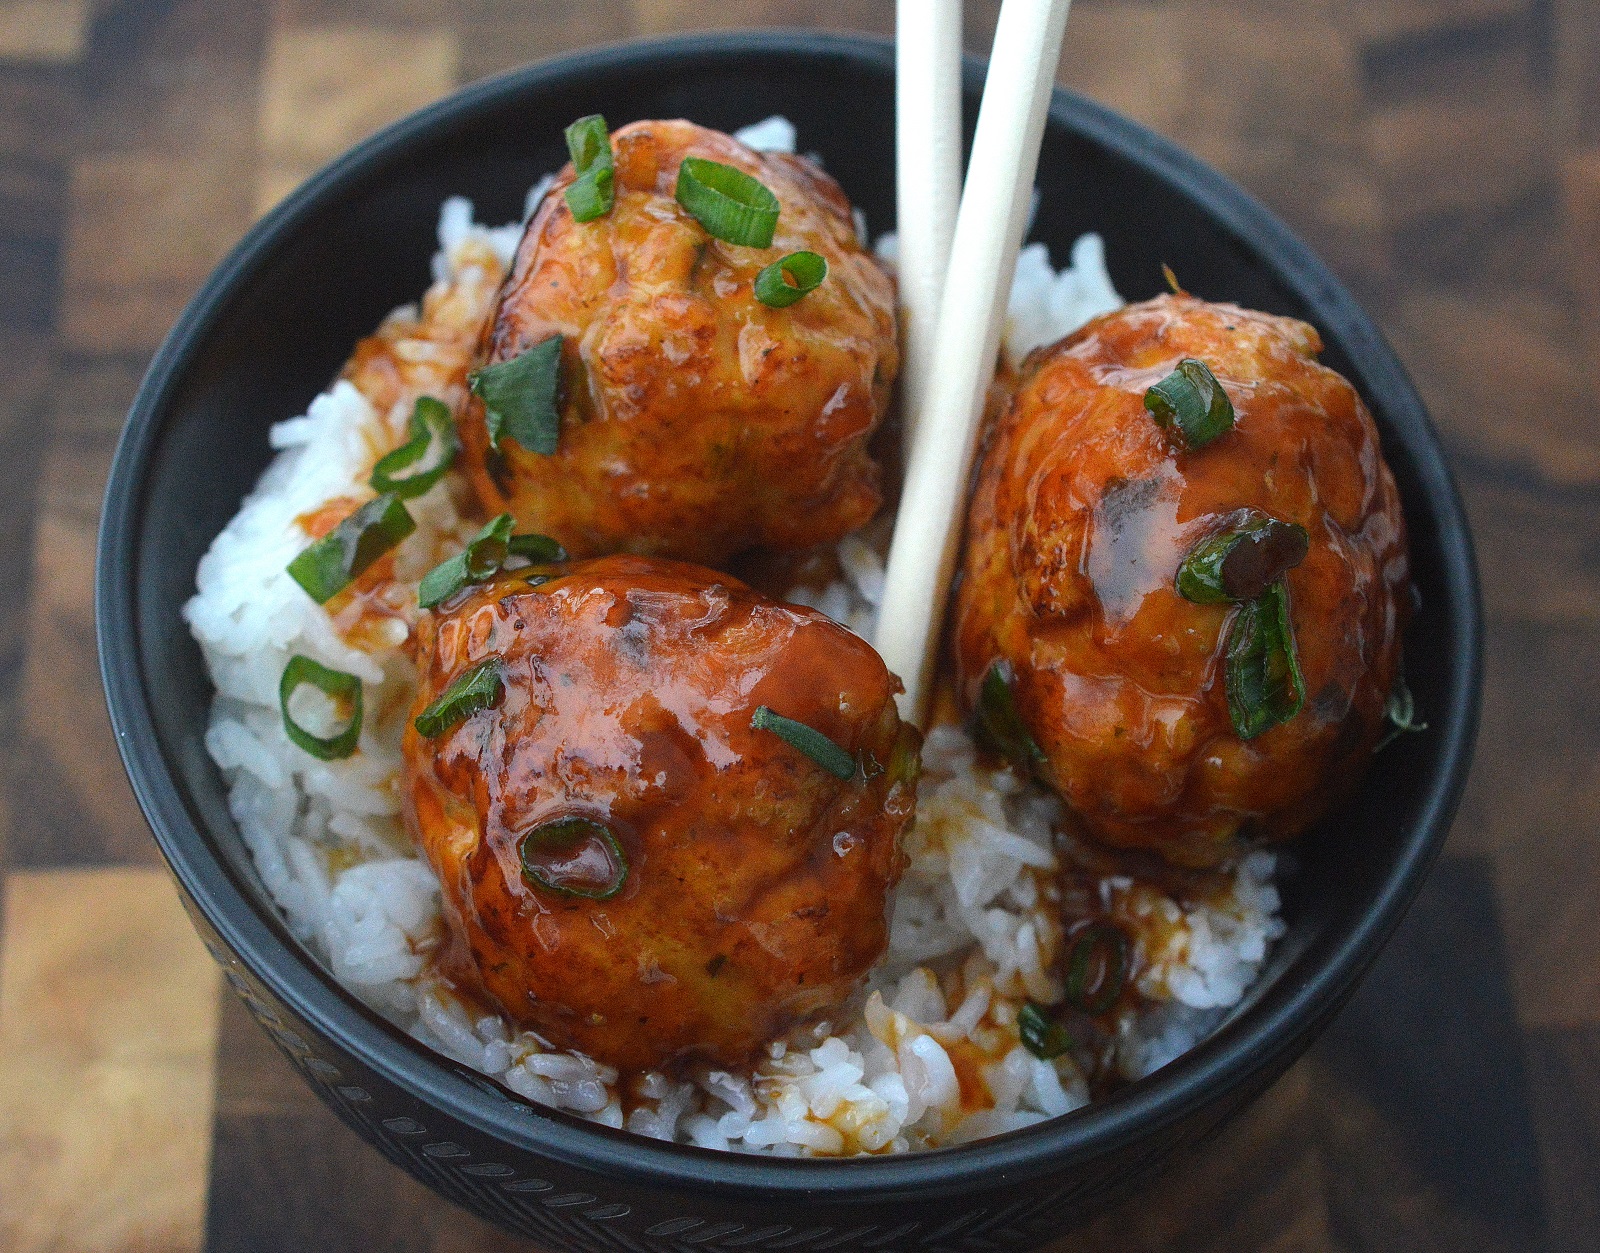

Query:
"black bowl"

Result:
[[96, 30, 1481, 1253]]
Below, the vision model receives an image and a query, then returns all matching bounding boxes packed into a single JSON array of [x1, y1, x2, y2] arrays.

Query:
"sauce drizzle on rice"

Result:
[[182, 122, 1286, 1156]]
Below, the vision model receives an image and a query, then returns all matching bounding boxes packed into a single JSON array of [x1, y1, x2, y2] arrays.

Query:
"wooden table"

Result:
[[0, 1, 1590, 1249]]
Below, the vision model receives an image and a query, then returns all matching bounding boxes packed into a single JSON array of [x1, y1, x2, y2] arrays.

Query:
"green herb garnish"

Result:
[[518, 816, 629, 900], [1063, 923, 1130, 1016], [279, 655, 363, 760], [507, 532, 567, 564], [285, 493, 415, 604], [418, 514, 513, 608], [887, 726, 922, 791], [973, 659, 1046, 773], [563, 114, 615, 222], [1176, 511, 1309, 605], [413, 658, 503, 739], [675, 157, 780, 248], [417, 514, 564, 609], [754, 250, 827, 307], [1377, 673, 1428, 751], [1144, 358, 1234, 450], [1018, 1001, 1073, 1060], [369, 396, 459, 499], [1225, 582, 1306, 740], [751, 705, 856, 780], [470, 334, 564, 455]]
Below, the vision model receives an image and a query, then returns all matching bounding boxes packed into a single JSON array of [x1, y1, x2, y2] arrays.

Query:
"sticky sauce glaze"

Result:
[[954, 294, 1411, 867], [402, 555, 920, 1072], [458, 120, 901, 565]]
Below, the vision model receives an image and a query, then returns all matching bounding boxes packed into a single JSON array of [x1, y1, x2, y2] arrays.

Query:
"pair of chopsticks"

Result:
[[876, 0, 1074, 723]]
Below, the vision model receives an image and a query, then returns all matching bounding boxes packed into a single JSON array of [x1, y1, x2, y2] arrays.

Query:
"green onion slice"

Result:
[[565, 167, 614, 223], [1063, 923, 1130, 1016], [418, 513, 514, 609], [518, 816, 629, 900], [507, 532, 567, 564], [1018, 1001, 1073, 1060], [286, 493, 416, 604], [1176, 511, 1309, 605], [754, 251, 827, 307], [1225, 582, 1306, 740], [563, 114, 615, 222], [370, 396, 459, 499], [973, 659, 1046, 773], [1376, 672, 1428, 751], [887, 726, 922, 791], [565, 114, 609, 176], [751, 705, 856, 780], [1144, 358, 1235, 450], [469, 334, 564, 456], [675, 157, 780, 248], [279, 655, 363, 760], [413, 658, 503, 739]]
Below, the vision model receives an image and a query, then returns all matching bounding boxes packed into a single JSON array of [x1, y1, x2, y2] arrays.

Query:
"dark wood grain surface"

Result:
[[0, 1, 1588, 1250]]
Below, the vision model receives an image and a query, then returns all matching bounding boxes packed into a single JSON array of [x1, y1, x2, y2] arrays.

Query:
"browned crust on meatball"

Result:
[[459, 120, 900, 564], [953, 294, 1411, 866], [402, 555, 920, 1072]]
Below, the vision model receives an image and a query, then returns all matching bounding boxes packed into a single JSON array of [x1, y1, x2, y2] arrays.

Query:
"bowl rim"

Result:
[[96, 28, 1483, 1198]]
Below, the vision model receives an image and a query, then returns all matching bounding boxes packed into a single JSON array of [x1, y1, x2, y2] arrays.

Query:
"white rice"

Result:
[[184, 118, 1283, 1155]]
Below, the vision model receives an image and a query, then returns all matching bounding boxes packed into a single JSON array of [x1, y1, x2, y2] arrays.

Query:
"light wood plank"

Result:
[[0, 868, 223, 1253], [0, 0, 89, 64], [60, 151, 251, 354], [257, 24, 459, 215]]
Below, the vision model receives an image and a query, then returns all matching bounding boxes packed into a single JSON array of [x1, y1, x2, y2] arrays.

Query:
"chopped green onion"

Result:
[[1144, 358, 1234, 450], [1225, 582, 1305, 740], [415, 519, 562, 609], [1018, 1001, 1073, 1060], [1176, 511, 1309, 605], [674, 157, 780, 248], [279, 655, 363, 760], [418, 513, 515, 609], [1377, 672, 1427, 751], [974, 659, 1046, 773], [469, 334, 564, 455], [565, 167, 614, 222], [507, 532, 567, 564], [286, 493, 416, 604], [518, 816, 629, 900], [414, 658, 503, 739], [754, 251, 827, 307], [751, 705, 856, 780], [1063, 923, 1130, 1016], [565, 114, 609, 175], [563, 114, 615, 222], [888, 727, 922, 791], [370, 396, 459, 499]]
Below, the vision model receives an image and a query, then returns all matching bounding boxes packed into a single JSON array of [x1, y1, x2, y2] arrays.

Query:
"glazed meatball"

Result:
[[953, 295, 1410, 867], [459, 120, 899, 564], [402, 555, 920, 1072]]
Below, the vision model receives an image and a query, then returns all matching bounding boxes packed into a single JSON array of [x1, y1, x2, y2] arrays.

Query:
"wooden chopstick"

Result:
[[895, 0, 964, 461], [874, 0, 1074, 724]]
